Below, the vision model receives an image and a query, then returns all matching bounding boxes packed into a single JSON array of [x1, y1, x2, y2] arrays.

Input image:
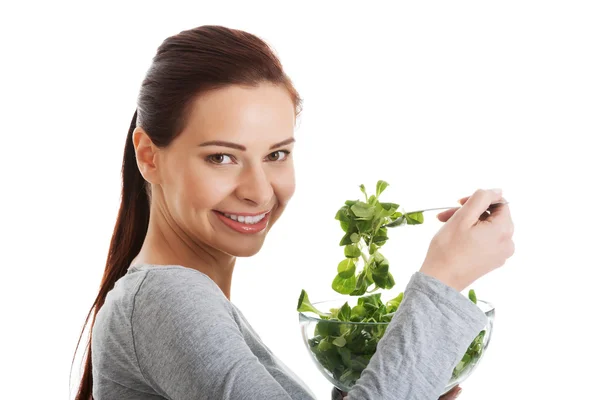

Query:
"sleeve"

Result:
[[130, 269, 306, 400], [346, 271, 489, 400]]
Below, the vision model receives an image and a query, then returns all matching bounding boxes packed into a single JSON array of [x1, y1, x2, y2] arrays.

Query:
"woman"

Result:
[[72, 25, 514, 400]]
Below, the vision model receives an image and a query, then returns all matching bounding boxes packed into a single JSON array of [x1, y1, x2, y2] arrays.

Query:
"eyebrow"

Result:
[[198, 137, 295, 151]]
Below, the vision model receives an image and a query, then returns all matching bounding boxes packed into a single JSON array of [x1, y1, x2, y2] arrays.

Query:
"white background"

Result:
[[1, 1, 599, 399]]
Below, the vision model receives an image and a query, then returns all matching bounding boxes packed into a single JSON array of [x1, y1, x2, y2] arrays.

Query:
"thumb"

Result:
[[454, 188, 503, 225], [439, 385, 462, 399]]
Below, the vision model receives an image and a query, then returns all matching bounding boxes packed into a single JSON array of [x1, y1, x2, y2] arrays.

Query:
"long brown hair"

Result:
[[71, 25, 302, 399]]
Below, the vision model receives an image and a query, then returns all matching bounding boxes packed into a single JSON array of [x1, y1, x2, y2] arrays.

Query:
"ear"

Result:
[[132, 127, 161, 185]]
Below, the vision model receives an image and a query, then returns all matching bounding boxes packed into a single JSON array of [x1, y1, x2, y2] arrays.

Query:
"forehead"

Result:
[[180, 83, 296, 144]]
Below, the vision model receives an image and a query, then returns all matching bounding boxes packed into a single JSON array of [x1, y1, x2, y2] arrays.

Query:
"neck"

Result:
[[132, 205, 236, 300]]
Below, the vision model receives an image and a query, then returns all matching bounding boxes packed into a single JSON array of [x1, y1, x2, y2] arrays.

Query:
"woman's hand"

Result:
[[419, 188, 515, 292], [438, 385, 462, 399], [338, 189, 510, 400], [340, 385, 462, 399]]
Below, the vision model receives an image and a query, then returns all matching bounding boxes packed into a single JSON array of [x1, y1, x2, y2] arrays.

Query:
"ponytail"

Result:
[[71, 110, 151, 399]]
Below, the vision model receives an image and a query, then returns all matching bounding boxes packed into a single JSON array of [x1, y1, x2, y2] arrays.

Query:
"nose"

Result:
[[235, 164, 274, 208]]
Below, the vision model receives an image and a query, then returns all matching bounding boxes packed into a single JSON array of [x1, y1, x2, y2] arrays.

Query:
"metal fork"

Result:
[[383, 201, 509, 228]]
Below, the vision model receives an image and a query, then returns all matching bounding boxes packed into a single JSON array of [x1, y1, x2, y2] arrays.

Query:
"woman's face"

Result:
[[152, 83, 296, 257]]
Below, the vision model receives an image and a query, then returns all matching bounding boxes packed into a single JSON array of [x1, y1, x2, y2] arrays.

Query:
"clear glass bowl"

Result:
[[299, 298, 495, 396]]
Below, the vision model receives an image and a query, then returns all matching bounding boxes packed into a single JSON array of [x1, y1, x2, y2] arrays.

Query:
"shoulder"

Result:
[[129, 266, 246, 363], [130, 265, 234, 325], [133, 265, 224, 296]]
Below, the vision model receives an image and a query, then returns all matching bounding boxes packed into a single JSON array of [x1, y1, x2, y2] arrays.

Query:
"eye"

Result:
[[266, 150, 290, 162], [207, 153, 234, 164]]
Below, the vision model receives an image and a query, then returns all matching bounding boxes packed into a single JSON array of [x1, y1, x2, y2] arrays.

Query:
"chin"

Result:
[[222, 240, 265, 258], [224, 243, 262, 257], [232, 246, 263, 258]]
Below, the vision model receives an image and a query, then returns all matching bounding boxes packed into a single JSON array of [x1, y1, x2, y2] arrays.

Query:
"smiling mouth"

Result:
[[215, 210, 269, 225], [213, 209, 272, 234]]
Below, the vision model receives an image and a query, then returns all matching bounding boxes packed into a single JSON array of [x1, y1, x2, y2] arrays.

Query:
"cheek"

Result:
[[174, 164, 231, 214], [274, 170, 296, 205]]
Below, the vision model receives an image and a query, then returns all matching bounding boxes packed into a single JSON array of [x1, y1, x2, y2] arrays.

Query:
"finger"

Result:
[[485, 196, 512, 223], [438, 195, 472, 222], [440, 191, 505, 223], [439, 194, 494, 222], [439, 385, 462, 399], [454, 188, 503, 225], [437, 194, 477, 222], [458, 195, 470, 205], [437, 207, 460, 222]]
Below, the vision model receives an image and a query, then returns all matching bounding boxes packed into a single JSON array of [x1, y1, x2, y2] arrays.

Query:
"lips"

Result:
[[218, 210, 270, 217], [213, 210, 270, 234]]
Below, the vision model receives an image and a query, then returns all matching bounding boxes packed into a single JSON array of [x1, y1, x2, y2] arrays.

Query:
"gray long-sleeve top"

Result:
[[91, 264, 488, 399]]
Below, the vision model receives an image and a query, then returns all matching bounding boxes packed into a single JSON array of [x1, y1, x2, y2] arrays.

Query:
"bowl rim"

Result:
[[299, 297, 495, 325]]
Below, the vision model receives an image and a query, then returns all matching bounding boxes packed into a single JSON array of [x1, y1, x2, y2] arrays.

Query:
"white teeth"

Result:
[[223, 212, 267, 225]]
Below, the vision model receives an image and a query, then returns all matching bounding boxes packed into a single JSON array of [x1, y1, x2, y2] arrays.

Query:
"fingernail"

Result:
[[455, 388, 462, 398], [491, 188, 502, 194]]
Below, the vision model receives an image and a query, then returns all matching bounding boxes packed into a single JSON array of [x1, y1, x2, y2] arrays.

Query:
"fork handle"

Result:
[[408, 201, 509, 215]]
